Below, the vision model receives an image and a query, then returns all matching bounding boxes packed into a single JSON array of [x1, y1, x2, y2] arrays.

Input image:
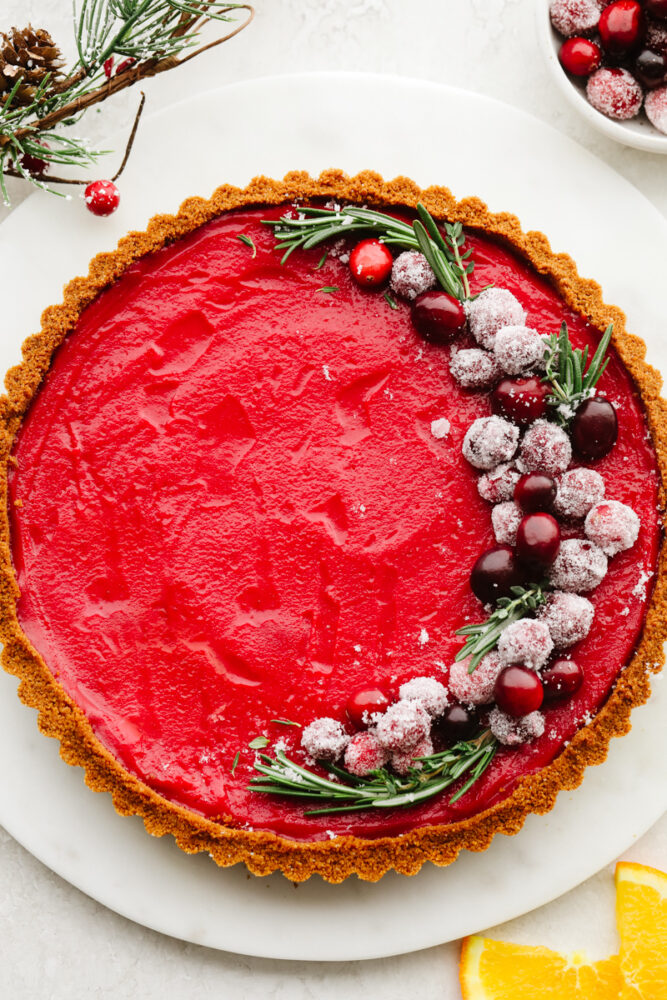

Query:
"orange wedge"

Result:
[[459, 935, 622, 1000], [616, 861, 667, 1000]]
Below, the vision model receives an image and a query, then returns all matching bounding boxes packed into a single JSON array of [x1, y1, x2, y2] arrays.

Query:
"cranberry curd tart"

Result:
[[1, 171, 666, 883]]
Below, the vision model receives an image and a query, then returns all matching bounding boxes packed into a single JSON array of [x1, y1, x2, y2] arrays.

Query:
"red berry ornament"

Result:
[[491, 376, 549, 427], [470, 545, 525, 605], [346, 687, 391, 730], [103, 56, 114, 78], [571, 397, 618, 460], [115, 57, 136, 74], [349, 239, 393, 288], [516, 513, 561, 568], [514, 473, 557, 513], [411, 291, 466, 343], [599, 1, 645, 55], [542, 659, 584, 700], [559, 37, 602, 75], [494, 665, 544, 717], [84, 180, 120, 217], [20, 141, 49, 176]]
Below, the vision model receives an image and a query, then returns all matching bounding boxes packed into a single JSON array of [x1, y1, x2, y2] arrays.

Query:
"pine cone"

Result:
[[0, 25, 65, 106]]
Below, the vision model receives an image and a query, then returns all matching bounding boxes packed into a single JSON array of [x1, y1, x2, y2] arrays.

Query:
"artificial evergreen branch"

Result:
[[0, 2, 254, 200]]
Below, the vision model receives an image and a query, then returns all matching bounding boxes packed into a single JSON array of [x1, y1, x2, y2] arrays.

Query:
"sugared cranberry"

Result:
[[559, 37, 602, 75], [346, 687, 391, 730], [349, 239, 393, 288], [494, 665, 544, 717], [514, 473, 557, 513], [599, 1, 645, 55], [635, 47, 667, 87], [436, 704, 478, 745], [470, 545, 524, 605], [571, 397, 618, 460], [646, 0, 667, 20], [491, 376, 549, 427], [542, 659, 584, 700], [645, 84, 667, 132], [516, 513, 561, 569], [586, 67, 644, 119], [84, 180, 120, 217], [412, 291, 466, 343]]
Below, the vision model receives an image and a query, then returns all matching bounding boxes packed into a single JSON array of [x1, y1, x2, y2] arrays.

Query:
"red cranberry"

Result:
[[646, 0, 667, 20], [349, 239, 393, 288], [470, 545, 525, 605], [559, 37, 602, 75], [634, 47, 667, 87], [571, 397, 618, 460], [411, 291, 466, 343], [542, 659, 584, 700], [436, 704, 478, 745], [491, 377, 549, 427], [516, 513, 561, 569], [346, 687, 391, 730], [494, 665, 544, 717], [514, 473, 557, 513], [103, 56, 114, 78], [599, 1, 645, 55], [84, 180, 120, 217]]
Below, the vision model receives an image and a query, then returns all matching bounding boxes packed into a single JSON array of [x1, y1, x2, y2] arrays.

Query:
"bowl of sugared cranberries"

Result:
[[538, 0, 667, 151]]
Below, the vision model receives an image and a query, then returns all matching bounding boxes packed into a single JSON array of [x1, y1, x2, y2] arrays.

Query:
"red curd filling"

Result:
[[8, 206, 661, 842]]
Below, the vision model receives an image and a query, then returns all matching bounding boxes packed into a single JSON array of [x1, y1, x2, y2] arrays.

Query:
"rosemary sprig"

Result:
[[263, 201, 475, 301], [248, 732, 497, 815], [455, 585, 547, 670], [236, 233, 257, 257], [542, 322, 613, 425]]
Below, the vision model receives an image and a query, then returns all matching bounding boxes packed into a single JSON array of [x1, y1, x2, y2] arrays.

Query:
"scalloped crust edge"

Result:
[[1, 169, 666, 885]]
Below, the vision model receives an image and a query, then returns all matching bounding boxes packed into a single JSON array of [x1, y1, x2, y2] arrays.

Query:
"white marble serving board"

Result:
[[1, 73, 666, 963]]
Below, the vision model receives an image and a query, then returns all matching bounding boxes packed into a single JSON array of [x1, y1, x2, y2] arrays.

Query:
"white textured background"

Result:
[[1, 1, 666, 997]]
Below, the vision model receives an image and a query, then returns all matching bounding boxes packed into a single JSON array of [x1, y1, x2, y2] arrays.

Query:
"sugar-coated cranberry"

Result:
[[560, 36, 603, 75], [599, 1, 645, 55], [646, 0, 667, 20], [491, 376, 549, 427], [542, 659, 584, 700], [470, 545, 525, 605], [349, 239, 393, 288], [571, 397, 618, 459], [346, 686, 391, 730], [84, 180, 120, 217], [645, 84, 667, 131], [436, 704, 478, 745], [516, 513, 561, 568], [586, 67, 644, 119], [514, 473, 557, 513], [494, 665, 544, 717], [412, 291, 466, 343], [635, 47, 667, 87]]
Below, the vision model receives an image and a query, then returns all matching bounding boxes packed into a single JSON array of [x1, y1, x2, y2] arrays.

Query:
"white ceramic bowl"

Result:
[[536, 2, 667, 153]]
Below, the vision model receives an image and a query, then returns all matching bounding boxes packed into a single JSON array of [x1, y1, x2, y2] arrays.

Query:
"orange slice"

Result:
[[459, 935, 622, 1000], [616, 861, 667, 1000]]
